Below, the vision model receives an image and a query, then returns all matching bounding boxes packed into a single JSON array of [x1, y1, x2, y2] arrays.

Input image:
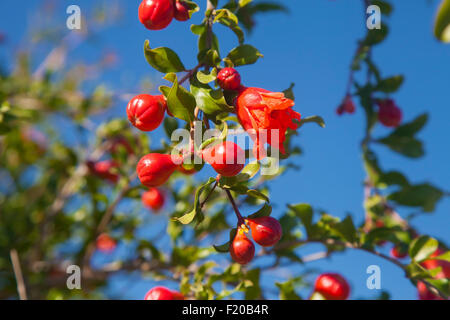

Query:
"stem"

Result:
[[10, 249, 28, 300], [179, 63, 203, 85], [200, 181, 218, 209], [225, 189, 245, 226]]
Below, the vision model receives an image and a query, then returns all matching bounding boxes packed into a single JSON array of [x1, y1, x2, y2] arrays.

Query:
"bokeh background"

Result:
[[0, 0, 449, 299]]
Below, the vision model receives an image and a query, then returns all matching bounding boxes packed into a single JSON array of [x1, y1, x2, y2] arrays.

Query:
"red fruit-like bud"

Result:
[[202, 141, 245, 177], [343, 96, 355, 114], [247, 216, 282, 247], [142, 188, 165, 211], [336, 95, 355, 115], [377, 99, 402, 127], [217, 68, 241, 91], [417, 281, 444, 300], [88, 160, 119, 183], [230, 229, 255, 265], [390, 246, 408, 259], [144, 286, 184, 300], [138, 0, 174, 30], [137, 153, 181, 187], [314, 273, 350, 300], [174, 0, 190, 21], [109, 137, 134, 155], [96, 233, 117, 253], [336, 105, 344, 116], [127, 94, 166, 132]]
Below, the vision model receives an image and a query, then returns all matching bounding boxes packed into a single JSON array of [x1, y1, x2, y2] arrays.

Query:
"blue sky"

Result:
[[1, 0, 449, 300]]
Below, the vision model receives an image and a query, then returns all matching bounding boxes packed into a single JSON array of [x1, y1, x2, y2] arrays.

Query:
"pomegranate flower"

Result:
[[235, 87, 301, 159]]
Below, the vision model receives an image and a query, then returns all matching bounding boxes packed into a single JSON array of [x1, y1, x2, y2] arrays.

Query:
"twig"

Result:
[[225, 190, 245, 226], [82, 172, 138, 273], [10, 249, 28, 300], [200, 181, 218, 209], [179, 63, 203, 85]]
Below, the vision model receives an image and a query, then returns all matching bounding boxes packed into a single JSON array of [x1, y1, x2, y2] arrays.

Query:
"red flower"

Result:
[[235, 87, 301, 159]]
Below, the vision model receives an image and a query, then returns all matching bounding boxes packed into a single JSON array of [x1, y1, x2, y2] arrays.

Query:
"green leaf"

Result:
[[434, 251, 450, 263], [191, 24, 205, 35], [275, 281, 301, 300], [288, 203, 313, 237], [363, 23, 389, 45], [215, 9, 244, 44], [375, 75, 404, 93], [182, 0, 200, 17], [198, 30, 220, 53], [219, 160, 260, 187], [377, 135, 424, 158], [159, 76, 196, 122], [377, 171, 410, 188], [425, 278, 450, 297], [409, 236, 439, 262], [372, 0, 393, 16], [163, 117, 178, 138], [246, 189, 269, 202], [377, 113, 428, 158], [173, 178, 216, 224], [248, 203, 272, 219], [236, 161, 260, 182], [391, 113, 428, 137], [199, 121, 228, 150], [297, 115, 325, 128], [198, 49, 221, 67], [213, 228, 237, 253], [363, 149, 382, 185], [213, 242, 230, 253], [334, 215, 358, 244], [190, 77, 233, 116], [434, 0, 450, 43], [143, 40, 185, 73], [196, 68, 218, 84], [388, 183, 443, 212], [310, 292, 326, 300], [226, 44, 263, 66], [239, 0, 253, 8]]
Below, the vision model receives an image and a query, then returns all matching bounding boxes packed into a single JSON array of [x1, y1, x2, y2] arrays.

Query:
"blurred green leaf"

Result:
[[409, 236, 439, 262], [388, 183, 443, 212], [375, 75, 404, 93], [297, 115, 325, 128], [276, 280, 301, 300], [288, 203, 313, 238], [434, 0, 450, 43]]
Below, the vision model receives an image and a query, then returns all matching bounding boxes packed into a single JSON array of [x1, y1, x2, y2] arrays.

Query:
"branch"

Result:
[[82, 172, 138, 273], [179, 63, 203, 85], [10, 249, 28, 300]]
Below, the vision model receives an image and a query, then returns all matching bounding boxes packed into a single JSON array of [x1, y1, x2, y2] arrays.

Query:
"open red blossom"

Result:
[[235, 87, 301, 159]]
